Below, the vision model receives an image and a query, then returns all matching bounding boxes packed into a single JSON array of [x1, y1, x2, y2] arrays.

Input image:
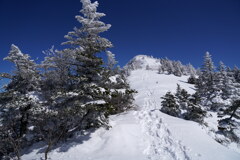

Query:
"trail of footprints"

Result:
[[135, 90, 192, 160]]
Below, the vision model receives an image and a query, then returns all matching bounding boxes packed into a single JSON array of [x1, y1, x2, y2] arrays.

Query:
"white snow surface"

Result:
[[22, 69, 240, 160], [126, 55, 161, 70]]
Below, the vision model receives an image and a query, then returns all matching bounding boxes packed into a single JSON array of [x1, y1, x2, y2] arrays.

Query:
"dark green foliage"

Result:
[[189, 92, 201, 105], [187, 75, 197, 84], [183, 104, 206, 123], [161, 85, 206, 123], [161, 92, 181, 117], [105, 89, 135, 115], [217, 100, 240, 143], [0, 95, 29, 160], [176, 84, 190, 103]]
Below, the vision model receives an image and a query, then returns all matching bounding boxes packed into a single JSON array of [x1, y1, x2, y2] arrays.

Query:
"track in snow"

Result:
[[129, 69, 240, 160], [135, 89, 192, 160]]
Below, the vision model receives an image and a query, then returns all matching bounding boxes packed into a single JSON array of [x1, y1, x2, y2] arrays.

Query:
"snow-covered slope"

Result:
[[22, 56, 240, 160], [129, 69, 240, 160]]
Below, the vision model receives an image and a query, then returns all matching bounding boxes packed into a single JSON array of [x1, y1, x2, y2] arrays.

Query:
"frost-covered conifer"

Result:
[[161, 92, 180, 117], [3, 45, 40, 93], [216, 61, 234, 99], [106, 51, 117, 70], [0, 45, 41, 159], [62, 0, 112, 98], [201, 52, 215, 93], [196, 52, 218, 107], [186, 64, 197, 76], [172, 61, 183, 76], [41, 46, 73, 91]]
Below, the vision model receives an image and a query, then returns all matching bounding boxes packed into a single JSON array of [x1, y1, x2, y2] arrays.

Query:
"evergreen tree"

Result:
[[233, 66, 240, 83], [102, 53, 135, 115], [161, 84, 206, 122], [186, 63, 196, 76], [40, 46, 73, 92], [172, 61, 182, 76], [62, 0, 112, 98], [196, 52, 218, 108], [200, 51, 215, 94], [2, 44, 40, 93], [0, 45, 40, 159], [187, 75, 197, 84], [216, 61, 227, 90], [216, 61, 235, 99], [218, 100, 240, 143], [189, 92, 201, 105], [175, 84, 190, 111], [183, 104, 206, 123], [158, 65, 163, 74], [227, 100, 240, 121], [161, 92, 180, 117], [106, 51, 117, 71], [0, 1, 135, 159], [53, 0, 114, 131]]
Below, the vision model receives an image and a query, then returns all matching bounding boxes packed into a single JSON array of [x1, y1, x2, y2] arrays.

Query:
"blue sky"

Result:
[[0, 0, 240, 74]]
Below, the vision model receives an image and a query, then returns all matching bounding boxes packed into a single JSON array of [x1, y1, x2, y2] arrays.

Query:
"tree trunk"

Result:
[[45, 142, 52, 160], [229, 107, 237, 120]]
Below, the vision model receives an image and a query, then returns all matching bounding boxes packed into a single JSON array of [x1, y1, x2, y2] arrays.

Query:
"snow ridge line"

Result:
[[135, 90, 192, 160]]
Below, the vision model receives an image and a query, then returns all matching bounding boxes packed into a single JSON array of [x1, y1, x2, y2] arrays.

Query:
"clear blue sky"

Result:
[[0, 0, 240, 73]]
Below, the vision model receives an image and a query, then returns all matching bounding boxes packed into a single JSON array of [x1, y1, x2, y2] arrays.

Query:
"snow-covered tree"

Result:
[[200, 52, 215, 93], [39, 0, 134, 139], [106, 51, 117, 70], [172, 61, 183, 76], [184, 104, 206, 123], [175, 84, 190, 109], [102, 52, 135, 115], [161, 92, 181, 117], [2, 44, 40, 93], [161, 84, 206, 122], [186, 63, 197, 76], [187, 74, 197, 84], [40, 46, 73, 92], [233, 66, 240, 83], [0, 45, 42, 159], [195, 52, 219, 108], [218, 100, 240, 143], [202, 52, 215, 73], [0, 1, 135, 158], [215, 61, 235, 100], [62, 0, 112, 98]]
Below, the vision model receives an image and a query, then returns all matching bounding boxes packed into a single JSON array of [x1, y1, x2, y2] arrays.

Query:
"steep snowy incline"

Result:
[[129, 69, 240, 160]]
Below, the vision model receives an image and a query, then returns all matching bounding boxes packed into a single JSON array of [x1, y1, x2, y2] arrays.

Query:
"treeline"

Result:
[[0, 0, 134, 160], [125, 55, 197, 77]]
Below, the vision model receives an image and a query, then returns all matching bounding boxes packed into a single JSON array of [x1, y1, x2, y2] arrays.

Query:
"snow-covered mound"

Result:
[[125, 55, 161, 71], [22, 68, 240, 160]]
